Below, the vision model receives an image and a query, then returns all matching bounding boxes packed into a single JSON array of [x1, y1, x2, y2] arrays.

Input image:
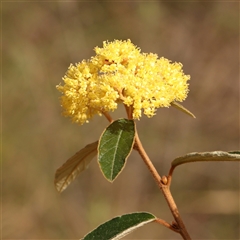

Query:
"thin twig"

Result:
[[102, 111, 114, 123], [166, 165, 175, 187], [135, 130, 161, 184], [123, 104, 133, 120], [155, 218, 180, 233], [134, 129, 192, 240], [160, 184, 191, 240]]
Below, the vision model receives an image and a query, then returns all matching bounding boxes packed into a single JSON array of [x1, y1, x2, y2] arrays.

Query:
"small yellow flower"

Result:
[[57, 39, 190, 125]]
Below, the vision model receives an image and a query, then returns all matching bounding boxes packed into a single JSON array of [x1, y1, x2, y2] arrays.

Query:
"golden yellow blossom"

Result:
[[57, 39, 190, 125]]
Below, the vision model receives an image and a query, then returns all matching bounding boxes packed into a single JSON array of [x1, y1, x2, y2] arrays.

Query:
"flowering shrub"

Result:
[[55, 40, 239, 240]]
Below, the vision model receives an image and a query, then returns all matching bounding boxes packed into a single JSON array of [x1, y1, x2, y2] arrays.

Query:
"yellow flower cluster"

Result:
[[57, 39, 190, 125]]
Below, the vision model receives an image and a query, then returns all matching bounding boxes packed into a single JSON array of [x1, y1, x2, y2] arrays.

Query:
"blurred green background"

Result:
[[2, 2, 239, 239]]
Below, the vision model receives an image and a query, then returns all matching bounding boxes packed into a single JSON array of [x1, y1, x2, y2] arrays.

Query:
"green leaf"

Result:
[[55, 141, 98, 192], [171, 151, 240, 169], [98, 119, 135, 182], [82, 212, 156, 240]]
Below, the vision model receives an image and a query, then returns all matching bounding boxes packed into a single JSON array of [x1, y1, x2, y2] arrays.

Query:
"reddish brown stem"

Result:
[[155, 218, 180, 233], [102, 111, 114, 123], [135, 131, 161, 184], [134, 130, 191, 240], [167, 165, 175, 187], [123, 104, 133, 120]]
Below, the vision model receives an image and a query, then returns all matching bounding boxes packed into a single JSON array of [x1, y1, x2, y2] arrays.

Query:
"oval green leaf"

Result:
[[82, 212, 156, 240], [171, 150, 240, 169], [98, 119, 135, 182], [55, 141, 98, 192]]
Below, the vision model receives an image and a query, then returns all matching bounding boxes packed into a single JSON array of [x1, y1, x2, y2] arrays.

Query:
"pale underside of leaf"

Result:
[[171, 151, 240, 169], [171, 101, 196, 118], [111, 218, 155, 240], [55, 141, 98, 192]]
